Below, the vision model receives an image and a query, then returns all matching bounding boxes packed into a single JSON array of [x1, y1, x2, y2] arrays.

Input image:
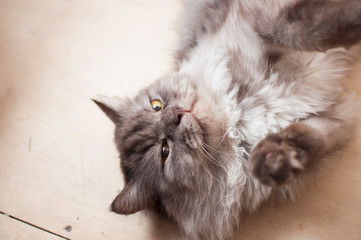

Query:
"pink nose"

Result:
[[172, 106, 190, 122]]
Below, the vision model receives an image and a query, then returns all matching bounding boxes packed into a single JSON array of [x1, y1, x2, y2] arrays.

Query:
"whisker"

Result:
[[197, 150, 223, 183], [200, 146, 228, 173], [201, 141, 232, 167], [200, 146, 222, 167], [201, 142, 232, 157]]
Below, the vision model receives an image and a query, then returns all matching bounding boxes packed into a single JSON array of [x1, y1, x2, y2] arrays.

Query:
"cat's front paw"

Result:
[[250, 133, 309, 187]]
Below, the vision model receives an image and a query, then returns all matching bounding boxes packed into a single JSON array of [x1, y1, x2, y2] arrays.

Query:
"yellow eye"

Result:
[[151, 100, 162, 111]]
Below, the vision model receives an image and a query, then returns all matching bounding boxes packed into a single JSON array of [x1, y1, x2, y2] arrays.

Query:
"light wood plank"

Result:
[[0, 0, 361, 240], [0, 214, 63, 240], [0, 0, 181, 239]]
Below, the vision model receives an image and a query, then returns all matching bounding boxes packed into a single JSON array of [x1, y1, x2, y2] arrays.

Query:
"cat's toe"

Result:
[[250, 134, 307, 187]]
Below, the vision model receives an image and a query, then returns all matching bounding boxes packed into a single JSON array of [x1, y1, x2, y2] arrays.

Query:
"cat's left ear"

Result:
[[110, 180, 151, 215], [92, 95, 122, 124]]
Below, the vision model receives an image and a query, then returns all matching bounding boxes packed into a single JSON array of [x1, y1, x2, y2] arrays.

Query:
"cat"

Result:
[[93, 0, 361, 239]]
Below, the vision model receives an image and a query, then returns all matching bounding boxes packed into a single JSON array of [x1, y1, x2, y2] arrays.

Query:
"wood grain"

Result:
[[0, 0, 360, 240], [0, 0, 181, 239], [0, 214, 63, 240]]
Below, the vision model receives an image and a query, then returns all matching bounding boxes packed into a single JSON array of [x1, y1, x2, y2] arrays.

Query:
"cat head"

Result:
[[93, 72, 232, 225]]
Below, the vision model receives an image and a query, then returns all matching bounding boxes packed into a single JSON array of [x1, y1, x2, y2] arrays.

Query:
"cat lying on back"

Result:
[[94, 0, 361, 239]]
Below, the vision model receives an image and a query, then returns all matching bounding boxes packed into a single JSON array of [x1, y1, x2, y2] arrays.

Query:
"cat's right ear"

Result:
[[92, 95, 122, 124]]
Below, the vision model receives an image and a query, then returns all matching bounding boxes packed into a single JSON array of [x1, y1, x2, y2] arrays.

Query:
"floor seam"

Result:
[[0, 210, 72, 240]]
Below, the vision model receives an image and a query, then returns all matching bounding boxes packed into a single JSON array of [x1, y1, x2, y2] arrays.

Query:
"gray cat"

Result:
[[93, 0, 361, 239]]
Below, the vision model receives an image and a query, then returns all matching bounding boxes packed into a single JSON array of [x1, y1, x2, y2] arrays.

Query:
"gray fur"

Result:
[[94, 0, 361, 239]]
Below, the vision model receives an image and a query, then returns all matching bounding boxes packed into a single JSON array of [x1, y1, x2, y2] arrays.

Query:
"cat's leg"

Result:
[[175, 0, 230, 63], [250, 108, 358, 186], [260, 0, 361, 51]]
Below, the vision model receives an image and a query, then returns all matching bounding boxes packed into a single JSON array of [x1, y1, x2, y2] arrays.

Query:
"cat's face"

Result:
[[94, 73, 230, 219]]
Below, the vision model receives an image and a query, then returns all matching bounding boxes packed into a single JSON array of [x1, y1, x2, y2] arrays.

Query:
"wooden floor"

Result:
[[0, 1, 361, 239]]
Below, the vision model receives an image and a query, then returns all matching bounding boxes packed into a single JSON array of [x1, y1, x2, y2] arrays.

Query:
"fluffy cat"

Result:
[[94, 0, 361, 239]]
